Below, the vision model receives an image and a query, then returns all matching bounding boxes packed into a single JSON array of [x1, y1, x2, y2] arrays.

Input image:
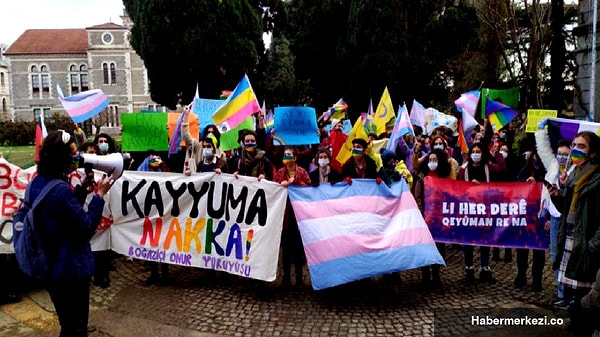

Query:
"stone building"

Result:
[[573, 0, 600, 121], [3, 12, 163, 130], [0, 43, 10, 121]]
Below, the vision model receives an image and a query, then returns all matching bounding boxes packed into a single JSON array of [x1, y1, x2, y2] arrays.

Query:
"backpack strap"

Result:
[[28, 179, 64, 210]]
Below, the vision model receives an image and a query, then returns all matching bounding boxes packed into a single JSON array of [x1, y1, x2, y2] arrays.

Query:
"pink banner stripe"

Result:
[[58, 91, 106, 108], [304, 227, 435, 266], [60, 94, 108, 117], [291, 191, 417, 221], [226, 100, 260, 128]]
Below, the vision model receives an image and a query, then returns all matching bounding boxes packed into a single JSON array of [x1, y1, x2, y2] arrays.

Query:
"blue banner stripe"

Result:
[[308, 244, 446, 290]]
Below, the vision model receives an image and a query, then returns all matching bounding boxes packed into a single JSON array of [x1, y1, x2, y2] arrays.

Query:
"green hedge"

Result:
[[0, 113, 79, 146]]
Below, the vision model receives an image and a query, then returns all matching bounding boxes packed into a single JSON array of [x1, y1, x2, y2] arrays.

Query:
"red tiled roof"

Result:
[[4, 29, 87, 55], [86, 23, 127, 30]]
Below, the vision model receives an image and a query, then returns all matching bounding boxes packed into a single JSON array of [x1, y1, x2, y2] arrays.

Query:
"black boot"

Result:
[[421, 266, 432, 288], [492, 248, 500, 262], [295, 264, 304, 286], [480, 267, 497, 285], [514, 273, 526, 289], [431, 265, 442, 289], [465, 266, 475, 285]]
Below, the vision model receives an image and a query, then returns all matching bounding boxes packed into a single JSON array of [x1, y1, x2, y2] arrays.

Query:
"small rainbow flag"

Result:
[[212, 74, 261, 132], [485, 98, 518, 131], [56, 84, 109, 123]]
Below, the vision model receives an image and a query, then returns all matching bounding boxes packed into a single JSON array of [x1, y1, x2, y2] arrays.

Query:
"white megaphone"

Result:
[[81, 153, 125, 179]]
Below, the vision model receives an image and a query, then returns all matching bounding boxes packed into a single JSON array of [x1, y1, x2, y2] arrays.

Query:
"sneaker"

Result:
[[552, 297, 564, 305]]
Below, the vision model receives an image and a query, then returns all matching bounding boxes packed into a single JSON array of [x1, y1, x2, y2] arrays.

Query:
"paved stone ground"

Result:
[[1, 247, 574, 337]]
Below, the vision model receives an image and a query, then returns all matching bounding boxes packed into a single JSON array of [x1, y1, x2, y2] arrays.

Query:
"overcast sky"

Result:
[[0, 0, 125, 46]]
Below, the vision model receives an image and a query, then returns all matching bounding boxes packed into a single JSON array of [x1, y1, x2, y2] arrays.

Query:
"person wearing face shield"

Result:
[[457, 142, 505, 285]]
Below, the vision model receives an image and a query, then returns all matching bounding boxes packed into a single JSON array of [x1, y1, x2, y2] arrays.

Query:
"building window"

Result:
[[81, 74, 89, 91], [103, 62, 117, 85], [70, 63, 88, 94], [106, 105, 119, 127], [2, 98, 6, 113], [110, 63, 116, 84], [0, 73, 4, 87], [33, 107, 52, 119], [31, 75, 40, 94], [103, 63, 109, 84]]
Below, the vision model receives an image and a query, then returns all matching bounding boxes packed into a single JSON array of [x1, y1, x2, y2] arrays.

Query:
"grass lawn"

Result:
[[0, 145, 36, 169]]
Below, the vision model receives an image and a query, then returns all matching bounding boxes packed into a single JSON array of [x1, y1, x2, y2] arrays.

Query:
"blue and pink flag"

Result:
[[212, 74, 260, 132], [409, 99, 426, 129], [386, 103, 414, 153], [288, 179, 445, 290], [56, 84, 109, 123], [454, 90, 480, 117]]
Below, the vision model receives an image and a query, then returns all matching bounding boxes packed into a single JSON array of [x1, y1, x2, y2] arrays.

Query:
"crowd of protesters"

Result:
[[2, 105, 600, 337]]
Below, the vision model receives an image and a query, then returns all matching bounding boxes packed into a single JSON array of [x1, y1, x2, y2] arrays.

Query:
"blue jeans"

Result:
[[550, 215, 564, 299]]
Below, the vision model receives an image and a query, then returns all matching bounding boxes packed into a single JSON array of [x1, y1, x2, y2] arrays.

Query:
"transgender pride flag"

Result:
[[386, 102, 414, 153], [56, 84, 109, 123], [288, 179, 445, 290]]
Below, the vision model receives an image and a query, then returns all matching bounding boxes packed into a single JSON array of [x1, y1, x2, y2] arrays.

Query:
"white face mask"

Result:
[[428, 161, 438, 171], [433, 144, 444, 151], [202, 148, 214, 158], [471, 153, 482, 163], [318, 158, 329, 167], [499, 151, 508, 159]]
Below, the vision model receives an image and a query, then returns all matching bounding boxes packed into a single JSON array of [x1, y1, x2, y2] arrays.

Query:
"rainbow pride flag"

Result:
[[212, 74, 260, 132], [485, 98, 518, 131], [56, 84, 109, 123], [288, 179, 445, 290]]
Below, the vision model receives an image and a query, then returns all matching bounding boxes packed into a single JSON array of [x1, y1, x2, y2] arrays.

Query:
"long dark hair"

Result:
[[93, 133, 117, 154], [420, 149, 451, 178], [37, 130, 75, 179]]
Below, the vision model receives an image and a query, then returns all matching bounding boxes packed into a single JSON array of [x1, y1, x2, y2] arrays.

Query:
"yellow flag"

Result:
[[335, 115, 370, 167], [373, 87, 395, 136]]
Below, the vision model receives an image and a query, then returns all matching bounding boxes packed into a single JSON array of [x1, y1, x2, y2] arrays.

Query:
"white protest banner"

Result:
[[109, 171, 287, 282]]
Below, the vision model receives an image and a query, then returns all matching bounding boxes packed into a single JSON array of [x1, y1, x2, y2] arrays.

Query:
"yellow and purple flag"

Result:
[[212, 74, 261, 132], [373, 87, 395, 136], [56, 84, 109, 123]]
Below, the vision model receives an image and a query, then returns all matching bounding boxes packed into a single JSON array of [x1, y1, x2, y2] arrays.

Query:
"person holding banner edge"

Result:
[[458, 141, 505, 285], [414, 148, 454, 289], [274, 147, 311, 287]]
